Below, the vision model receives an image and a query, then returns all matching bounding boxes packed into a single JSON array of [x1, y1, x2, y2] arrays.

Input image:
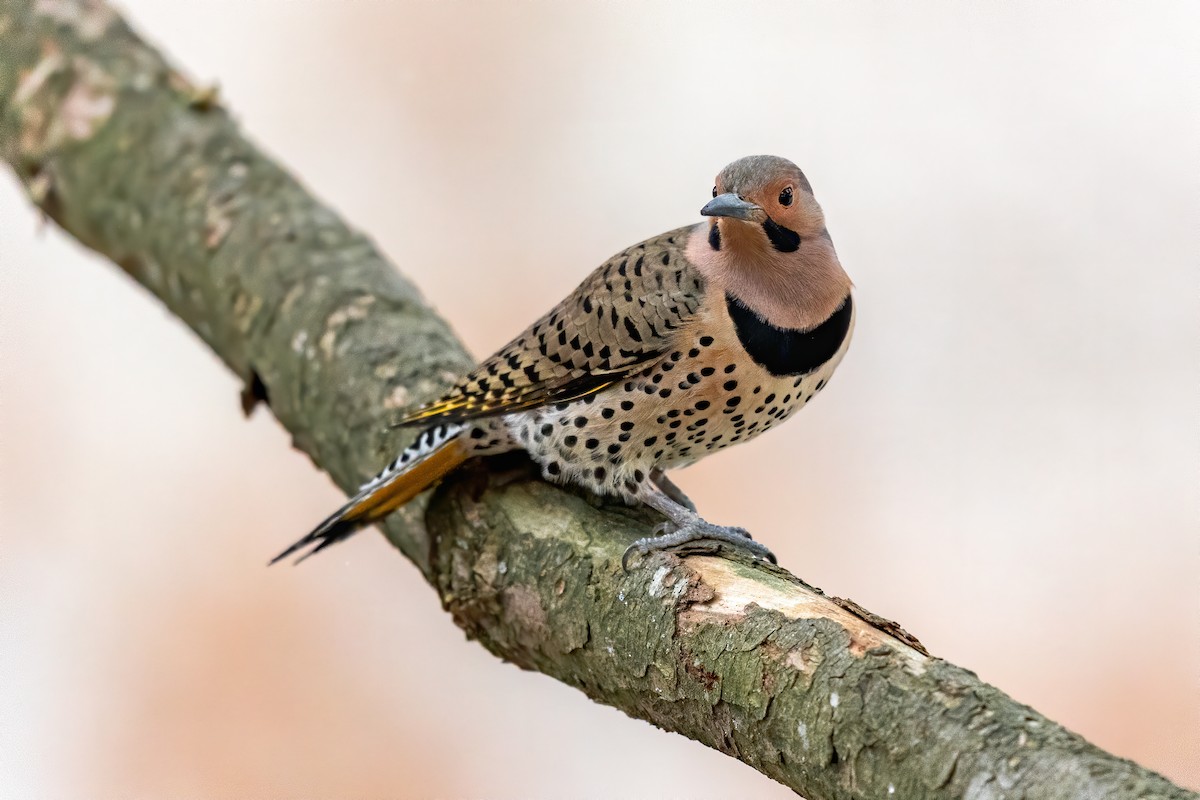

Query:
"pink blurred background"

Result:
[[1, 2, 1196, 797]]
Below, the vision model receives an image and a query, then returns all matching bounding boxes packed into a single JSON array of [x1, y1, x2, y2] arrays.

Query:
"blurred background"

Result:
[[1, 1, 1197, 797]]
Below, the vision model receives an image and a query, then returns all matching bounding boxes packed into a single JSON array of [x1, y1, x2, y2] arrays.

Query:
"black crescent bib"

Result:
[[725, 292, 853, 377]]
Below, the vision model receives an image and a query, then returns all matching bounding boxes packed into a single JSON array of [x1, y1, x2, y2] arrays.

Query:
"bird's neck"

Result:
[[686, 222, 852, 331]]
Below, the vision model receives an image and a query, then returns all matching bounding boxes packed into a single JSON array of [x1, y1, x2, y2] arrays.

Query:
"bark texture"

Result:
[[0, 2, 1192, 798]]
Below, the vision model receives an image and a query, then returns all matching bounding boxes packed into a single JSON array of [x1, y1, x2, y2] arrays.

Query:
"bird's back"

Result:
[[394, 226, 707, 426]]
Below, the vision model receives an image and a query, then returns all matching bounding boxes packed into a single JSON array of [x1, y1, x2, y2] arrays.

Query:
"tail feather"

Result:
[[271, 424, 469, 565]]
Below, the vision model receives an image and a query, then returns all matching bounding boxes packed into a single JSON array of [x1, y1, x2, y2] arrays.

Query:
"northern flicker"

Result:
[[273, 155, 854, 568]]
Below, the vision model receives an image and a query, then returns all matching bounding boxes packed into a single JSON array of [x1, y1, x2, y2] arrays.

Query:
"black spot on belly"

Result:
[[726, 293, 852, 377]]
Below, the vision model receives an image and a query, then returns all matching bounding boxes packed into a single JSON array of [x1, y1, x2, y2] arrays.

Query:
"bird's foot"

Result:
[[622, 519, 776, 571], [650, 469, 697, 513]]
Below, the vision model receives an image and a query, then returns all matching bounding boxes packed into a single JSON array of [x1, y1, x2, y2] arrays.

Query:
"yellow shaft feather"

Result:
[[343, 435, 471, 523]]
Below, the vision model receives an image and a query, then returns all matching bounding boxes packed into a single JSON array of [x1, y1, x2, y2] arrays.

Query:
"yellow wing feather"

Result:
[[391, 226, 705, 429]]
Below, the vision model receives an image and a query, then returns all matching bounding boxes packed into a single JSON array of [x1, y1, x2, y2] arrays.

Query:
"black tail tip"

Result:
[[269, 516, 362, 567]]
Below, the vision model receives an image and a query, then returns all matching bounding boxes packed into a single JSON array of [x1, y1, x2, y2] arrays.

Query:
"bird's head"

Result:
[[688, 155, 851, 330], [700, 155, 827, 254]]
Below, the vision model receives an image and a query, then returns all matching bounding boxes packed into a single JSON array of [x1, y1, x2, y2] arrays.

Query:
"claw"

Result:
[[621, 542, 644, 572], [621, 520, 776, 572]]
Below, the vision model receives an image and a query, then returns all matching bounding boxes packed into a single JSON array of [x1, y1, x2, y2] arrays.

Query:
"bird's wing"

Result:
[[393, 225, 705, 427]]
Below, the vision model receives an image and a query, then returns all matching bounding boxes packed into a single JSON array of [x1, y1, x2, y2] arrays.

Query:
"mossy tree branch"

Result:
[[1, 2, 1192, 798]]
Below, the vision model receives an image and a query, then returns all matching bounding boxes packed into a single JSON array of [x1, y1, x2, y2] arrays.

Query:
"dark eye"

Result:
[[712, 186, 718, 198], [779, 186, 793, 206]]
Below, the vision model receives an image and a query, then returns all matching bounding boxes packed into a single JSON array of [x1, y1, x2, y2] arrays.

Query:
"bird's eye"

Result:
[[779, 186, 793, 206], [712, 186, 718, 198]]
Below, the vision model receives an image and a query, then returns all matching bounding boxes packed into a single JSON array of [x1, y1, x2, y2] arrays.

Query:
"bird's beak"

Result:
[[701, 193, 765, 222]]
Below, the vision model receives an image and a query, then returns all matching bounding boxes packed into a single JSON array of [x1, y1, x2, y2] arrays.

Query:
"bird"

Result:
[[272, 155, 855, 569]]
